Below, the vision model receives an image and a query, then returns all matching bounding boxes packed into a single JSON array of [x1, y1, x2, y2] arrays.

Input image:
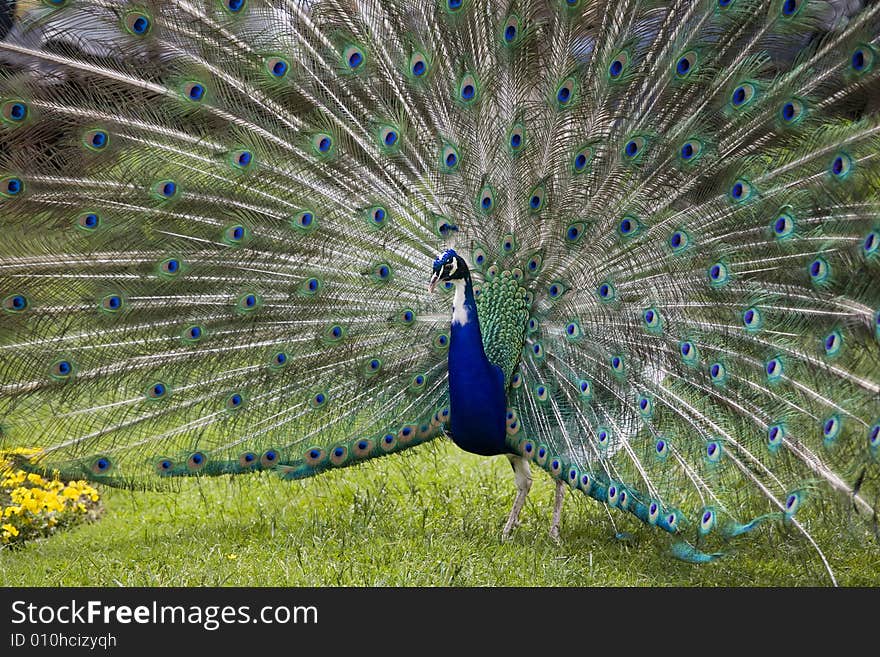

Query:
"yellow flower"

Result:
[[2, 523, 19, 537]]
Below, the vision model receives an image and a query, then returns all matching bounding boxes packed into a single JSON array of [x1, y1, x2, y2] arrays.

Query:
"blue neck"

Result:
[[447, 275, 508, 456]]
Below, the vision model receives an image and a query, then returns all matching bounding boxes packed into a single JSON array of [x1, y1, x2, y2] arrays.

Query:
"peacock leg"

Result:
[[501, 454, 532, 540], [549, 479, 565, 543]]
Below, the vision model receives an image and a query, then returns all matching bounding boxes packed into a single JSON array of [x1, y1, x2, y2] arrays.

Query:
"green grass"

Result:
[[1, 439, 878, 586]]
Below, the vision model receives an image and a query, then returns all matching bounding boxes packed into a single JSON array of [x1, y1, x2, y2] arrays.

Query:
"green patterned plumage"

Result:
[[0, 0, 879, 579]]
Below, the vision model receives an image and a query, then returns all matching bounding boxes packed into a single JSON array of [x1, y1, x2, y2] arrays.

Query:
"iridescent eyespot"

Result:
[[780, 0, 802, 17], [226, 393, 244, 410], [528, 185, 546, 213], [158, 257, 181, 277], [608, 52, 629, 79], [239, 452, 257, 469], [577, 379, 592, 399], [784, 491, 802, 517], [674, 51, 697, 78], [304, 447, 326, 465], [822, 415, 841, 444], [264, 56, 289, 79], [409, 51, 429, 78], [622, 136, 646, 160], [597, 428, 610, 448], [509, 123, 525, 154], [502, 14, 521, 45], [829, 153, 853, 179], [823, 330, 842, 357], [597, 281, 616, 301], [768, 423, 785, 451], [648, 502, 661, 524], [678, 139, 703, 163], [501, 233, 517, 253], [83, 129, 109, 151], [850, 44, 875, 74], [330, 445, 348, 466], [572, 145, 593, 173], [354, 439, 374, 458], [730, 82, 756, 109], [458, 73, 479, 104], [610, 354, 625, 373], [101, 294, 124, 312], [607, 483, 621, 506], [311, 391, 328, 408], [564, 320, 582, 341], [154, 180, 178, 199], [772, 210, 795, 238], [618, 215, 640, 237], [708, 262, 729, 287], [3, 294, 28, 313], [534, 384, 549, 402], [270, 351, 288, 369], [868, 422, 880, 450], [779, 98, 805, 125], [446, 0, 465, 12], [146, 382, 168, 399], [181, 325, 204, 343], [433, 332, 449, 350], [91, 456, 112, 475], [291, 209, 316, 232], [1, 100, 28, 124], [370, 263, 393, 283], [863, 231, 880, 257], [183, 81, 206, 102], [706, 441, 722, 463], [410, 373, 427, 391], [529, 342, 545, 360], [1, 176, 24, 197], [223, 224, 247, 245], [312, 133, 333, 155], [323, 324, 346, 343], [709, 362, 727, 385], [637, 395, 652, 416], [655, 438, 669, 458], [643, 307, 662, 330], [669, 230, 690, 252], [379, 125, 400, 150], [221, 0, 247, 14], [547, 281, 567, 299], [229, 149, 253, 170], [729, 179, 753, 202], [699, 508, 716, 534], [50, 359, 74, 380], [343, 45, 366, 70], [564, 222, 585, 244], [124, 12, 151, 35], [237, 292, 260, 312], [809, 256, 830, 284], [742, 306, 763, 331], [556, 77, 576, 106], [478, 186, 495, 213], [156, 458, 174, 474], [663, 511, 680, 532], [187, 452, 207, 471], [440, 143, 461, 172], [680, 341, 699, 364]]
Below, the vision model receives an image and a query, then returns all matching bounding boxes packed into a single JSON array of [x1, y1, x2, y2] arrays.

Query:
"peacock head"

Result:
[[429, 249, 469, 293]]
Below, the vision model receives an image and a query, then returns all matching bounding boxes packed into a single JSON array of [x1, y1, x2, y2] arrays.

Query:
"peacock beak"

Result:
[[428, 272, 440, 293]]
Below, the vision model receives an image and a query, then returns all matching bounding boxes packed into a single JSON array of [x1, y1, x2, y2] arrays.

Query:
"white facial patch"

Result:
[[451, 279, 469, 326], [448, 257, 458, 276]]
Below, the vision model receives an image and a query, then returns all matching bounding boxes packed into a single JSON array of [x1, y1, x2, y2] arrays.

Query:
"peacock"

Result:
[[1, 0, 879, 581]]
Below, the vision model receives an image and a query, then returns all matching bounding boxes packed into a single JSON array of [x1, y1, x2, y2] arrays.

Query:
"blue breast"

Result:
[[447, 278, 508, 456]]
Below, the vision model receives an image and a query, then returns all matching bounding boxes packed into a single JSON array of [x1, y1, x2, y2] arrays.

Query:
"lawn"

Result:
[[1, 438, 878, 586]]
